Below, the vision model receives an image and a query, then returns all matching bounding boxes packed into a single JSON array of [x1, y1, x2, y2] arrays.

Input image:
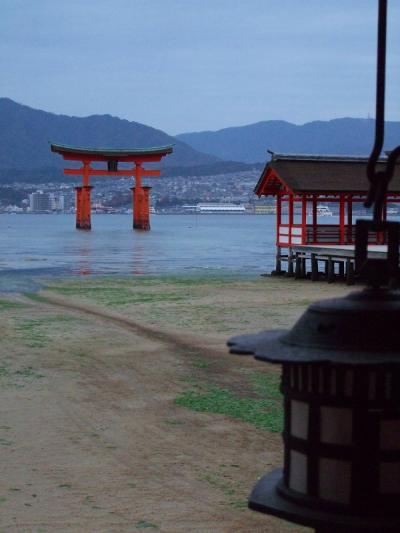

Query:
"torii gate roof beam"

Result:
[[50, 142, 174, 163]]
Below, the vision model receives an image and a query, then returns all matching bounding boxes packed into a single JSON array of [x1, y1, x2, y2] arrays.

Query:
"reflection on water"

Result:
[[131, 241, 146, 276], [0, 214, 276, 281], [76, 234, 93, 276]]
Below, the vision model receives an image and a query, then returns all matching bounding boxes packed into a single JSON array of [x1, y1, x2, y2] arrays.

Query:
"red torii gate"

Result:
[[50, 143, 173, 230]]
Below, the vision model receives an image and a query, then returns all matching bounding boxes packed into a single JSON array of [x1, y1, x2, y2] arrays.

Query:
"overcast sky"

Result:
[[1, 0, 400, 134]]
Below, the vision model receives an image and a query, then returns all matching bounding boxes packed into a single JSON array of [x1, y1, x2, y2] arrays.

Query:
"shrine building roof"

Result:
[[255, 153, 400, 196]]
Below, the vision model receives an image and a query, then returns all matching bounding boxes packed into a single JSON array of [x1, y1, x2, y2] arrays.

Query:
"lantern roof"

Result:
[[228, 288, 400, 365], [255, 153, 400, 196]]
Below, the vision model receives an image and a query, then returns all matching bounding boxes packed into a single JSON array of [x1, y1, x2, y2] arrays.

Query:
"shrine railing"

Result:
[[277, 224, 384, 246]]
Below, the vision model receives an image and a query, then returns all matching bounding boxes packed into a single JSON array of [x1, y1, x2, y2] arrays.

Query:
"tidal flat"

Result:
[[0, 275, 350, 532]]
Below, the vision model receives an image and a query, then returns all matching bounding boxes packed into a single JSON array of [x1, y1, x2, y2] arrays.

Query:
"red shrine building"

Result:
[[255, 154, 400, 273], [51, 143, 173, 230]]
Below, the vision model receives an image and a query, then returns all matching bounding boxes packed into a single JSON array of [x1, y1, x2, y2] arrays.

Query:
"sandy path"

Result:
[[0, 276, 349, 532]]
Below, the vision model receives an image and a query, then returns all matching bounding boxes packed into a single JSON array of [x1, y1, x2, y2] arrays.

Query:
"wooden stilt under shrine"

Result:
[[51, 143, 173, 230]]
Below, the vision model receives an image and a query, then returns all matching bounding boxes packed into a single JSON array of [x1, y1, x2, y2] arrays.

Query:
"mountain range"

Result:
[[177, 118, 400, 163], [0, 98, 223, 181], [1, 98, 400, 183]]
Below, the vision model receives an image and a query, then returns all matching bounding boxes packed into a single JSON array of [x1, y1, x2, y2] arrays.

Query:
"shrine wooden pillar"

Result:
[[339, 193, 345, 244], [347, 194, 353, 243], [301, 195, 307, 244], [312, 194, 317, 243], [276, 194, 282, 244], [287, 193, 295, 276], [288, 193, 294, 245], [75, 161, 93, 230], [274, 194, 283, 273]]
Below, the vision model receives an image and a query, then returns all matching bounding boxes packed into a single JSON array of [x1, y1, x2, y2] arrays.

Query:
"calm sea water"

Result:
[[0, 214, 278, 290]]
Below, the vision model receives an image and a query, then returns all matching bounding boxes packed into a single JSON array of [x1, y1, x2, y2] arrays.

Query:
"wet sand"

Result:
[[0, 275, 351, 532]]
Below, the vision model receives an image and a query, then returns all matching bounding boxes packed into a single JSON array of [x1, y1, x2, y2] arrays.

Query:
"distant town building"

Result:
[[3, 204, 23, 213], [29, 191, 52, 212], [28, 191, 73, 212], [61, 192, 75, 211], [49, 192, 66, 211]]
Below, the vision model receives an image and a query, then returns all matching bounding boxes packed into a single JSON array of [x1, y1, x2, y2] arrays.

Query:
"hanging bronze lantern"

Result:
[[229, 228, 400, 533], [228, 2, 400, 531]]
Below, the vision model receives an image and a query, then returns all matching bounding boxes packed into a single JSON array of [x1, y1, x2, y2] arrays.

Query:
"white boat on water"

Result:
[[194, 203, 247, 214], [308, 205, 333, 217], [317, 205, 333, 216]]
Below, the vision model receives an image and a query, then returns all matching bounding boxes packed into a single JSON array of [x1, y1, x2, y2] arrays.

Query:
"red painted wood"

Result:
[[347, 194, 353, 243], [82, 161, 90, 187], [264, 171, 400, 248], [288, 194, 294, 246], [131, 164, 151, 230], [301, 196, 307, 244], [312, 195, 317, 243], [75, 185, 92, 229], [52, 145, 171, 231], [339, 193, 345, 244], [276, 194, 282, 246], [64, 168, 161, 177]]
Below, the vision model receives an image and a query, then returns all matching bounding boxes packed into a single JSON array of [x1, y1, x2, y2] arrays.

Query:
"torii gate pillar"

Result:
[[75, 161, 92, 230], [131, 184, 151, 230], [75, 185, 93, 229], [131, 163, 152, 230]]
